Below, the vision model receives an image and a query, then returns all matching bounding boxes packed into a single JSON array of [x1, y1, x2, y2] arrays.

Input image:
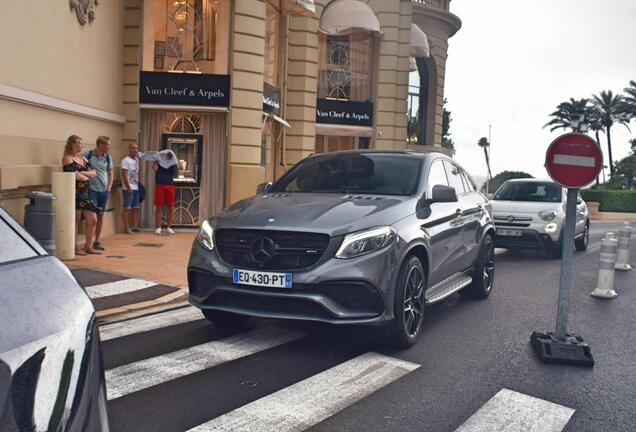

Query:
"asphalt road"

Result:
[[100, 221, 636, 432]]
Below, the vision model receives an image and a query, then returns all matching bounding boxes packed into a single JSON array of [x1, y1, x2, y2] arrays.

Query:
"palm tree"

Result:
[[591, 90, 632, 175], [624, 81, 636, 116], [544, 98, 589, 132], [477, 137, 492, 184]]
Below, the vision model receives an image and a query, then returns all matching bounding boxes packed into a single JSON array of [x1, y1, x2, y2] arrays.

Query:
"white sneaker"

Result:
[[166, 227, 175, 235], [154, 227, 162, 235]]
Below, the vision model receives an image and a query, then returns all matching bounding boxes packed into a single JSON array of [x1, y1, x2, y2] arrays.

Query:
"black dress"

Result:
[[63, 160, 100, 213]]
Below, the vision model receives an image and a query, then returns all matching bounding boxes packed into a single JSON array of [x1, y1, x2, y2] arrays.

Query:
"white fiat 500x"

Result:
[[490, 179, 589, 258]]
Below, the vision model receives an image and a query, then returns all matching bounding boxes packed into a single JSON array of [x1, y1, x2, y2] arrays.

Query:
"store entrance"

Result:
[[315, 135, 371, 153], [162, 132, 203, 226]]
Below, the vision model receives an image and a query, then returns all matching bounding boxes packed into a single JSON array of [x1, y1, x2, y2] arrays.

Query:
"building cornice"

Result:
[[412, 5, 462, 38], [0, 83, 126, 125]]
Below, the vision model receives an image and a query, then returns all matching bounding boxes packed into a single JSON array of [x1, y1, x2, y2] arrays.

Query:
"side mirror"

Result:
[[430, 185, 458, 203], [257, 182, 273, 194]]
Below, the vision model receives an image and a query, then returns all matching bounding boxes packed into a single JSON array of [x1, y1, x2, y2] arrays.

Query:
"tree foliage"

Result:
[[441, 98, 455, 155], [481, 170, 533, 194]]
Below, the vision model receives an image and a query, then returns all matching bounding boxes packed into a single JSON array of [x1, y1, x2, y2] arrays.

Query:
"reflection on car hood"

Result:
[[215, 193, 415, 236], [491, 200, 566, 215]]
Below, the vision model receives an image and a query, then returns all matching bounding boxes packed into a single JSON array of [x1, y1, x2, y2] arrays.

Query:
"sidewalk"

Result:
[[64, 230, 196, 322]]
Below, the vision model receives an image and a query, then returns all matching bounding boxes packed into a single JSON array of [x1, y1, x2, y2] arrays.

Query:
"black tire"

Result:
[[202, 309, 250, 326], [575, 222, 590, 251], [384, 256, 426, 349], [462, 233, 495, 299]]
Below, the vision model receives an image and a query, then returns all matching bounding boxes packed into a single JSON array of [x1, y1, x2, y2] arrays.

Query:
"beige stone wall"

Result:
[[0, 1, 126, 225]]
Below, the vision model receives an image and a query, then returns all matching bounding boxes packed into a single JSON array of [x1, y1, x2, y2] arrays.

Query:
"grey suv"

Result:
[[188, 151, 495, 347]]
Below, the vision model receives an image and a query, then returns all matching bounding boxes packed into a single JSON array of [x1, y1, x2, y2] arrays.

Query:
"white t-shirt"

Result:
[[121, 156, 139, 190]]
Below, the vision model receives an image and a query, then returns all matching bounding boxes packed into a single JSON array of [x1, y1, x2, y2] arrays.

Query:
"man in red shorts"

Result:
[[153, 150, 179, 235]]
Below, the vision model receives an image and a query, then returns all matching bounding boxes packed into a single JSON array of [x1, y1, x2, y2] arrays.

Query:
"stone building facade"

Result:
[[0, 0, 461, 234]]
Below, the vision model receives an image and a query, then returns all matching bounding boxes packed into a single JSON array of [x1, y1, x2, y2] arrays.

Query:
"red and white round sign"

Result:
[[545, 133, 603, 188]]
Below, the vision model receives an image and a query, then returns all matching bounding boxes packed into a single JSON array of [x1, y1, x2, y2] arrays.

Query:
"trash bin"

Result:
[[24, 191, 57, 255]]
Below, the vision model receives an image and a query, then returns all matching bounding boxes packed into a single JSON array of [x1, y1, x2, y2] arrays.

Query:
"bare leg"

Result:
[[95, 212, 104, 244], [75, 210, 85, 255], [154, 206, 162, 229], [167, 206, 174, 228], [132, 208, 140, 229], [84, 211, 100, 254], [122, 209, 130, 232]]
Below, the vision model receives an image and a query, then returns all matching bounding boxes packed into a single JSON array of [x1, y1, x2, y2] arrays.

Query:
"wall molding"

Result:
[[0, 83, 126, 125]]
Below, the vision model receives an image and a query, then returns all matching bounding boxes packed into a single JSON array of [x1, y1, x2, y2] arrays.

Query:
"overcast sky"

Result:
[[444, 0, 636, 184]]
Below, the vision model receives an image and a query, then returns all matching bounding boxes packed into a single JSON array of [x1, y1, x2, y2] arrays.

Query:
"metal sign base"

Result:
[[531, 331, 594, 367]]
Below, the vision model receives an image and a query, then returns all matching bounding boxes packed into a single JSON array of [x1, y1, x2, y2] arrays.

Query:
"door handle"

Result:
[[455, 208, 462, 215]]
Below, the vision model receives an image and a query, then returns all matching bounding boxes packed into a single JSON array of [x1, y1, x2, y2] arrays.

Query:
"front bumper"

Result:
[[494, 227, 559, 250], [187, 240, 399, 325]]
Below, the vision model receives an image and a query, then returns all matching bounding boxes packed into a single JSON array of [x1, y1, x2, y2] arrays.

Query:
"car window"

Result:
[[0, 217, 38, 263], [443, 160, 466, 194], [272, 154, 422, 196], [492, 182, 562, 202], [461, 170, 475, 192], [427, 159, 448, 194]]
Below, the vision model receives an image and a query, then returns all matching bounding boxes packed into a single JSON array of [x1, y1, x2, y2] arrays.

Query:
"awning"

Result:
[[283, 0, 316, 17], [410, 23, 430, 58], [263, 112, 292, 128], [316, 123, 373, 137], [319, 0, 381, 36]]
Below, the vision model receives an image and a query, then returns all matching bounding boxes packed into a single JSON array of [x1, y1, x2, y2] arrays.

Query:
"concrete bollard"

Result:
[[591, 233, 618, 299], [52, 171, 75, 260], [615, 222, 632, 271]]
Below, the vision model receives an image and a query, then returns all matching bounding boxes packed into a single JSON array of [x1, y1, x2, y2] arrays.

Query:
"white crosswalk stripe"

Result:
[[85, 278, 158, 299], [105, 327, 305, 400], [454, 388, 575, 432], [187, 352, 420, 432], [99, 306, 204, 341]]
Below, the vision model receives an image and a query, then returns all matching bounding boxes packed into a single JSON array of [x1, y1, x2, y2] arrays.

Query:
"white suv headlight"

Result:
[[197, 219, 215, 250], [336, 226, 397, 259], [538, 210, 557, 221]]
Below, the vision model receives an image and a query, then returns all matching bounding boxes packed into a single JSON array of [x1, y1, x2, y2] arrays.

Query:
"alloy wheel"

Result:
[[482, 236, 495, 293], [403, 266, 425, 337]]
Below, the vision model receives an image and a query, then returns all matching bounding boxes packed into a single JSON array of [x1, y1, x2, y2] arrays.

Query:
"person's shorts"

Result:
[[154, 184, 176, 208], [122, 189, 140, 209], [90, 190, 110, 214]]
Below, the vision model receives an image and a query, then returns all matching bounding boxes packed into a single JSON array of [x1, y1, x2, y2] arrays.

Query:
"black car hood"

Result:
[[215, 193, 416, 236]]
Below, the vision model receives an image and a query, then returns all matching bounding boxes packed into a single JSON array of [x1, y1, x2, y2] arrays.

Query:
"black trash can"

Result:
[[24, 192, 57, 255]]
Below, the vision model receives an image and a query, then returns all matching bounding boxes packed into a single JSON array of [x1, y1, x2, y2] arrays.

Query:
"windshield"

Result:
[[492, 182, 562, 202], [271, 154, 422, 196]]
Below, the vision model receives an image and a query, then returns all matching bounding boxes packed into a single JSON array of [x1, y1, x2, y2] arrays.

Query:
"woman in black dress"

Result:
[[62, 135, 101, 255]]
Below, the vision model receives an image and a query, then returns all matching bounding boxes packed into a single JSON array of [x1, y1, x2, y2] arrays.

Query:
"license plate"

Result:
[[496, 228, 522, 237], [233, 269, 292, 288]]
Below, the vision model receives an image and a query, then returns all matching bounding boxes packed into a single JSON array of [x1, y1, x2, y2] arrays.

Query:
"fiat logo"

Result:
[[507, 215, 515, 223]]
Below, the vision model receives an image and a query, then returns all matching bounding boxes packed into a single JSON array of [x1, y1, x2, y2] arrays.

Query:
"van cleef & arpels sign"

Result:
[[139, 71, 230, 107], [316, 99, 373, 127]]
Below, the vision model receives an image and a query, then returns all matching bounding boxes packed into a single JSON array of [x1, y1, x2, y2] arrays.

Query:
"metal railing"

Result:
[[412, 0, 450, 11]]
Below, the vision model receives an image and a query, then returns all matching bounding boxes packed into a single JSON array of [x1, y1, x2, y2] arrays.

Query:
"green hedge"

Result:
[[581, 189, 636, 213]]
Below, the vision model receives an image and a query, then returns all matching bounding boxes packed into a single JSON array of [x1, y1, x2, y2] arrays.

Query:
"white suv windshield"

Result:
[[493, 182, 562, 203], [272, 154, 422, 196]]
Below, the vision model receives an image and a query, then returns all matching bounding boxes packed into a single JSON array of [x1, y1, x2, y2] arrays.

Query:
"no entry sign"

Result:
[[545, 133, 603, 188]]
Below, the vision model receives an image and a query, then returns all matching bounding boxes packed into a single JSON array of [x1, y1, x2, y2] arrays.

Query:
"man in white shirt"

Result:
[[121, 143, 141, 234]]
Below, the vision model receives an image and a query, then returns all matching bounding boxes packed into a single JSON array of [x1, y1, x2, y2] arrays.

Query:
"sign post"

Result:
[[531, 133, 602, 367]]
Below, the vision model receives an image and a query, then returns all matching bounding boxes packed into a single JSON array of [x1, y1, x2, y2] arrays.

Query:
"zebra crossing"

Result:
[[100, 307, 577, 432]]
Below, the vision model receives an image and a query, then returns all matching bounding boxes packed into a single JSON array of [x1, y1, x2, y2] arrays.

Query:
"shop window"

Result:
[[264, 0, 281, 87], [407, 58, 431, 145], [143, 0, 230, 74], [318, 33, 373, 102]]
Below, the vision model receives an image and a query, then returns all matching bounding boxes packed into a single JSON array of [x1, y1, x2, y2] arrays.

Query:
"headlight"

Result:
[[197, 219, 215, 250], [545, 223, 558, 233], [335, 226, 397, 259], [538, 210, 557, 221]]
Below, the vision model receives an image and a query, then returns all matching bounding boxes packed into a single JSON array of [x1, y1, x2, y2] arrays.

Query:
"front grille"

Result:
[[215, 229, 331, 271], [494, 222, 531, 228], [494, 215, 533, 228]]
